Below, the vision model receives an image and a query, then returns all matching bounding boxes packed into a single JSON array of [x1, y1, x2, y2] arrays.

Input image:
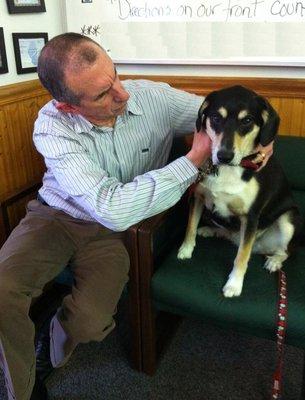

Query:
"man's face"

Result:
[[64, 46, 130, 125]]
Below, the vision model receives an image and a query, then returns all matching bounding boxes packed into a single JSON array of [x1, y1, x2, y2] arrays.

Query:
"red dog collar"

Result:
[[240, 153, 261, 170]]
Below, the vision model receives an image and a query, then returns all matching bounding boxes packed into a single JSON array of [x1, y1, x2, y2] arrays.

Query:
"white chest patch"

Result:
[[196, 166, 259, 218]]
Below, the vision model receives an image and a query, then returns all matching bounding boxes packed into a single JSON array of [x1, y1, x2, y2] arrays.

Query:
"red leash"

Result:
[[271, 270, 287, 399]]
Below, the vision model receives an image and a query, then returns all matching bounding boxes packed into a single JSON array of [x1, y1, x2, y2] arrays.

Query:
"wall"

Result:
[[1, 1, 305, 88], [0, 0, 65, 86]]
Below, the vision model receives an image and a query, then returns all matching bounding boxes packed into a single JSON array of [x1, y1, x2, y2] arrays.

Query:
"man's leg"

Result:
[[50, 227, 130, 367], [0, 200, 76, 400]]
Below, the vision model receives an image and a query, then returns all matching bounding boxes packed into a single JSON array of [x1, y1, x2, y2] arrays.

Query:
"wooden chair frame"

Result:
[[137, 206, 185, 375]]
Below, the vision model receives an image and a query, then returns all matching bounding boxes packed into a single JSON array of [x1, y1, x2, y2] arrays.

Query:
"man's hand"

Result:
[[186, 130, 212, 168], [253, 140, 274, 170]]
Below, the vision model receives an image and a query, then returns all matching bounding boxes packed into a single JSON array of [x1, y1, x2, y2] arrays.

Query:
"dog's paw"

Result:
[[197, 227, 214, 238], [177, 242, 194, 259], [264, 256, 283, 273], [222, 275, 243, 297]]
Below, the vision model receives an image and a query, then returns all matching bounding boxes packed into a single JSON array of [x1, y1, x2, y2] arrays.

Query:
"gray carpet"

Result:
[[0, 299, 303, 400]]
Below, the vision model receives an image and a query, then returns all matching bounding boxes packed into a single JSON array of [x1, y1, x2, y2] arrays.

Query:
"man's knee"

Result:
[[0, 271, 23, 317], [117, 243, 130, 276]]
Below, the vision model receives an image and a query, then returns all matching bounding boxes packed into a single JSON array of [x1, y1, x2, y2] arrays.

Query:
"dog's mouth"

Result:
[[213, 152, 261, 170]]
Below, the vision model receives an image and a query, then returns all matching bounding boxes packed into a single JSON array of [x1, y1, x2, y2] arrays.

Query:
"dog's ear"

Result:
[[196, 100, 209, 132], [257, 96, 280, 146]]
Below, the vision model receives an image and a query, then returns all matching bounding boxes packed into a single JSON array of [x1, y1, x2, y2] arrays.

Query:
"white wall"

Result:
[[0, 0, 305, 88]]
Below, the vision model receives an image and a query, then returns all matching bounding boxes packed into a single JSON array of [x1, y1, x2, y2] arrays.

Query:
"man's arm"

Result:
[[34, 131, 210, 231]]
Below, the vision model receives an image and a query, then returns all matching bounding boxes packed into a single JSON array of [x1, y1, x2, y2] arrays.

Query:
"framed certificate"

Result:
[[12, 32, 48, 74], [6, 0, 46, 14], [0, 28, 8, 74]]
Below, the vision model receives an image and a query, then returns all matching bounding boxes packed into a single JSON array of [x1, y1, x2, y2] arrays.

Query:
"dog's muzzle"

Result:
[[216, 149, 234, 164]]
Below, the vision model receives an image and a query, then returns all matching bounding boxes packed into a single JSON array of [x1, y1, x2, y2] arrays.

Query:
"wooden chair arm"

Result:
[[0, 181, 41, 243], [137, 198, 189, 281], [138, 210, 172, 237], [0, 181, 41, 206]]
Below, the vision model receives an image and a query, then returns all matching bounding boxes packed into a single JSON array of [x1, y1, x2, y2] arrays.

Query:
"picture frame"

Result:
[[6, 0, 46, 14], [12, 32, 48, 74], [0, 28, 8, 74]]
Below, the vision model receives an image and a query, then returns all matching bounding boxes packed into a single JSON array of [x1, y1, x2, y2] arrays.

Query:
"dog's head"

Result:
[[196, 85, 280, 166]]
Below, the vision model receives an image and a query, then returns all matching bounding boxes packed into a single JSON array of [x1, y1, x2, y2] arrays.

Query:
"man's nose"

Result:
[[111, 81, 130, 102]]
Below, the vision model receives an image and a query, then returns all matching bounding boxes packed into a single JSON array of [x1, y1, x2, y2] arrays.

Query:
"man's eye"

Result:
[[210, 114, 222, 124], [95, 89, 110, 101], [241, 116, 254, 126], [96, 93, 106, 101]]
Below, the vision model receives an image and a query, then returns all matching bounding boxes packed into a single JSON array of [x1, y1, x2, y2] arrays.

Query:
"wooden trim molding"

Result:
[[122, 75, 305, 98], [0, 80, 50, 106], [1, 76, 305, 106]]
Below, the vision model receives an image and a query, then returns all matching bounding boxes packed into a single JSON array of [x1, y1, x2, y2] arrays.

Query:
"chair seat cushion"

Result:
[[152, 237, 305, 349]]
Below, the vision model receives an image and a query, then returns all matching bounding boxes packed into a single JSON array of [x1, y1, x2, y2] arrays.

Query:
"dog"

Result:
[[177, 85, 302, 297]]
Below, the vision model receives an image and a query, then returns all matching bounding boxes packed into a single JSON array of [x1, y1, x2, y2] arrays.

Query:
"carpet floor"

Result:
[[0, 299, 303, 400]]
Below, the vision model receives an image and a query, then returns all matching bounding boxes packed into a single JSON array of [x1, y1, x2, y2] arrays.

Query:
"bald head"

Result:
[[38, 32, 107, 105]]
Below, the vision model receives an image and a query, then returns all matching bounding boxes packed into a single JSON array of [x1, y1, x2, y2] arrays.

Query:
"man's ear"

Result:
[[56, 102, 79, 114], [257, 97, 280, 146]]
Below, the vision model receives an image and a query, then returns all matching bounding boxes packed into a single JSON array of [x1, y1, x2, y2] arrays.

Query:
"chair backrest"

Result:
[[274, 136, 305, 220]]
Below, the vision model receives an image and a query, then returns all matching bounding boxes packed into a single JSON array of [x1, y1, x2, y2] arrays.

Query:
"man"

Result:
[[0, 32, 212, 400]]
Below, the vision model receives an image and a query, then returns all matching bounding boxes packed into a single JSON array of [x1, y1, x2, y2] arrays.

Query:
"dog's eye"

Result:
[[210, 114, 222, 124], [241, 116, 254, 126]]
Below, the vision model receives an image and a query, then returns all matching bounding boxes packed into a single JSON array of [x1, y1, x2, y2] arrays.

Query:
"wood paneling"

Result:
[[122, 75, 305, 136], [0, 76, 305, 244], [0, 81, 50, 198], [132, 76, 305, 98]]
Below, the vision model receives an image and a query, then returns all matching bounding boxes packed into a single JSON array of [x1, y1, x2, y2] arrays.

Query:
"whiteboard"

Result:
[[63, 0, 305, 67]]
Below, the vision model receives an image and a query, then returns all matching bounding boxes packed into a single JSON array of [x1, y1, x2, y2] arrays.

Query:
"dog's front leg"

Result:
[[223, 215, 258, 297], [177, 193, 204, 259]]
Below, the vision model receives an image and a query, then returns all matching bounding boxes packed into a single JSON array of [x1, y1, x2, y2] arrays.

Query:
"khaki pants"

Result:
[[0, 200, 130, 400]]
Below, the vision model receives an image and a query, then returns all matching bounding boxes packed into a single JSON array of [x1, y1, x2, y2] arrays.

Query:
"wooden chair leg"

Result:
[[138, 227, 158, 375], [127, 282, 142, 372], [138, 210, 185, 376], [301, 350, 305, 400], [141, 303, 181, 375], [138, 221, 182, 376], [155, 312, 182, 360], [142, 297, 158, 375], [125, 224, 142, 372]]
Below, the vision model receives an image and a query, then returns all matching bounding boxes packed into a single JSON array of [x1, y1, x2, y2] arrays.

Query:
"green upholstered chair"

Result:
[[136, 136, 305, 398]]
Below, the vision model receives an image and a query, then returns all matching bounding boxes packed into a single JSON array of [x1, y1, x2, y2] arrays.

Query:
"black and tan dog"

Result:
[[178, 85, 302, 297]]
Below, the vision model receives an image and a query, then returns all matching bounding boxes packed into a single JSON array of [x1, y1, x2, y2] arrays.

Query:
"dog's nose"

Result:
[[217, 149, 234, 164]]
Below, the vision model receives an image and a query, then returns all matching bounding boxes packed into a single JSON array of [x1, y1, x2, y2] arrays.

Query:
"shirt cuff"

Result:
[[166, 156, 199, 191]]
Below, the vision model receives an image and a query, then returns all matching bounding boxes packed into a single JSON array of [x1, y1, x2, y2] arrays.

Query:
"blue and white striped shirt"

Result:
[[34, 79, 203, 231]]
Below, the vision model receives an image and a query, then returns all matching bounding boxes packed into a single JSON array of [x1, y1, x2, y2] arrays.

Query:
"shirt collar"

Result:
[[71, 92, 143, 134], [126, 93, 143, 116]]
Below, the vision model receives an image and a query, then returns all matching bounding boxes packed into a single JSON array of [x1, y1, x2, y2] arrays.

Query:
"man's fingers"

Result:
[[252, 152, 266, 164]]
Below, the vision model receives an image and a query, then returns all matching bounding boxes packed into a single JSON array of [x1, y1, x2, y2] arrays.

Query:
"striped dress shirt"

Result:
[[34, 79, 203, 231]]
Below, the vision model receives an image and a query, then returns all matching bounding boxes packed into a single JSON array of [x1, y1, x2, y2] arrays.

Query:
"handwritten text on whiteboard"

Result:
[[105, 0, 305, 21]]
